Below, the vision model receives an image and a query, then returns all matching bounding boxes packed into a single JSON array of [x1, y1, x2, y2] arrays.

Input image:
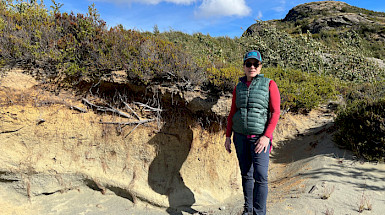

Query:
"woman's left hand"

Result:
[[255, 135, 270, 154]]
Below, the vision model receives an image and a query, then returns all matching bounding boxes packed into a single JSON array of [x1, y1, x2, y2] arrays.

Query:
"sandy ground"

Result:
[[1, 70, 384, 215]]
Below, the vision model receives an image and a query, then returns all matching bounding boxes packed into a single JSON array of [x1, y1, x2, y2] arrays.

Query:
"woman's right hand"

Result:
[[225, 137, 232, 153]]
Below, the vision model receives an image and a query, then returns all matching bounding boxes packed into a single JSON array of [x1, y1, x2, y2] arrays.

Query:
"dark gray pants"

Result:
[[233, 132, 270, 215]]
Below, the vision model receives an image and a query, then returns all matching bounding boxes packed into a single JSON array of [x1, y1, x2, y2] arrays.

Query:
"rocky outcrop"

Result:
[[283, 1, 350, 22], [306, 13, 373, 33], [282, 1, 385, 34], [245, 1, 385, 39]]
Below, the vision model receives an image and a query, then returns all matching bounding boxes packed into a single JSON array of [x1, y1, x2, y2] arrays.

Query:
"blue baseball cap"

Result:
[[243, 50, 262, 63]]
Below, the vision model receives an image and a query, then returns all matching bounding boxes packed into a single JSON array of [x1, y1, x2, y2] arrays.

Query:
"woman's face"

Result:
[[244, 59, 262, 81]]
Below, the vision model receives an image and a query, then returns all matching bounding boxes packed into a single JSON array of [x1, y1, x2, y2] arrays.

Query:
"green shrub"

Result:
[[341, 80, 385, 104], [244, 22, 385, 82], [0, 1, 205, 84], [206, 65, 243, 91], [264, 67, 338, 113], [158, 31, 248, 69], [204, 65, 339, 113], [334, 98, 385, 162]]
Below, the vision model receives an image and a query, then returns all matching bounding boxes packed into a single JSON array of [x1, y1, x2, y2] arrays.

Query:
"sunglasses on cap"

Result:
[[245, 62, 261, 68]]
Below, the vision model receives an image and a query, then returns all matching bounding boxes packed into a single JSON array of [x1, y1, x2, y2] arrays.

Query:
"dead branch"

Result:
[[82, 98, 131, 118], [116, 93, 141, 120], [0, 126, 24, 134], [133, 102, 163, 112], [99, 119, 155, 138], [124, 123, 141, 138], [70, 105, 87, 113], [98, 119, 155, 125], [121, 100, 141, 120]]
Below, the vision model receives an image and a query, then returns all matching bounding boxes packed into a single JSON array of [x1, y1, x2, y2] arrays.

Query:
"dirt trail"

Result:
[[1, 70, 384, 215]]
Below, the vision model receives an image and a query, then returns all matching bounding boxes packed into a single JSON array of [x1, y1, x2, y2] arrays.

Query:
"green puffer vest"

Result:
[[232, 75, 270, 135]]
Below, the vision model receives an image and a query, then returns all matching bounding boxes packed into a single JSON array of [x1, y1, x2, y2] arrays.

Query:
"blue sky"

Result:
[[46, 0, 385, 37]]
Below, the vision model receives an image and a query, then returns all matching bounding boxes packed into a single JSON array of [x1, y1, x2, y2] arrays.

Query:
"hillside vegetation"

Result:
[[0, 0, 384, 161]]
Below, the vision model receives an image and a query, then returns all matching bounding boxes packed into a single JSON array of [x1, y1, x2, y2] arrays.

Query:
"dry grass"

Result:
[[358, 191, 372, 213]]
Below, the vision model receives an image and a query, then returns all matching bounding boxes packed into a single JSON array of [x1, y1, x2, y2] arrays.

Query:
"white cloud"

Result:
[[257, 10, 263, 20], [96, 0, 197, 5], [273, 6, 285, 12], [160, 0, 197, 4], [169, 0, 196, 3], [95, 0, 251, 18], [196, 0, 251, 18]]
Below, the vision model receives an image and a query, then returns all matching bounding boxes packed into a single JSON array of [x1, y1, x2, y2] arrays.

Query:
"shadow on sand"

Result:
[[270, 119, 385, 192], [147, 114, 198, 215], [271, 121, 344, 164]]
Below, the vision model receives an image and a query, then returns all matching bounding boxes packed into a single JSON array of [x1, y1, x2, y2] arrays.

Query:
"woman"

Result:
[[224, 50, 280, 215]]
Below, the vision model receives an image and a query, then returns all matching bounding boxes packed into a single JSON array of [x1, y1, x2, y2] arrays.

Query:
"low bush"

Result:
[[334, 97, 385, 162], [206, 65, 242, 92], [264, 67, 338, 113], [335, 81, 385, 162], [0, 1, 205, 85], [203, 65, 338, 113], [244, 22, 385, 83]]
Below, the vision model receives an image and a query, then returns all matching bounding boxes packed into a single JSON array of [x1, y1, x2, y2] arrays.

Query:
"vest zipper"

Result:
[[246, 83, 250, 134]]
